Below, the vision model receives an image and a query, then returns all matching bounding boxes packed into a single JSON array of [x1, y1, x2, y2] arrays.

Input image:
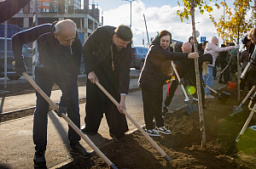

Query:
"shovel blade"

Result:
[[230, 106, 244, 117], [185, 102, 198, 115]]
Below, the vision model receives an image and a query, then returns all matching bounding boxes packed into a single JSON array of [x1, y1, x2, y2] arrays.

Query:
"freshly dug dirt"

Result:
[[60, 87, 256, 169]]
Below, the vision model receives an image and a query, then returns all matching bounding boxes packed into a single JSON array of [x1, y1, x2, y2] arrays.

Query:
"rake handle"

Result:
[[95, 81, 171, 161], [22, 72, 117, 169]]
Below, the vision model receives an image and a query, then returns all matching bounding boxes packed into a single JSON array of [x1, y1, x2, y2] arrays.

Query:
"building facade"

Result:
[[9, 0, 101, 43]]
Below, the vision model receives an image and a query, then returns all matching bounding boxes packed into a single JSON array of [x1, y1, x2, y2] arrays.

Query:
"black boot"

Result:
[[162, 105, 168, 115], [70, 143, 93, 159], [34, 150, 47, 169]]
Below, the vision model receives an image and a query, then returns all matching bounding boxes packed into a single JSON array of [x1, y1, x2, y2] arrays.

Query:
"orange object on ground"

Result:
[[228, 81, 237, 89]]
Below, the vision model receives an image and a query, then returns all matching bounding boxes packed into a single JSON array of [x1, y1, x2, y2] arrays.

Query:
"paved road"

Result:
[[0, 69, 226, 169]]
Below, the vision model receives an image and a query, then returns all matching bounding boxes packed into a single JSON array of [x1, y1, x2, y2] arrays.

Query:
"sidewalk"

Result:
[[0, 77, 226, 169]]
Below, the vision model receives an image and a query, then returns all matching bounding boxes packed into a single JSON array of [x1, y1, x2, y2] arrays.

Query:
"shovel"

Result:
[[216, 64, 229, 79], [230, 86, 256, 117], [235, 98, 256, 142], [204, 84, 230, 103], [95, 81, 171, 162], [171, 61, 198, 115], [22, 72, 118, 169]]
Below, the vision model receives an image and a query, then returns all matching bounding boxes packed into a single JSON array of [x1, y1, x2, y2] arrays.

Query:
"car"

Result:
[[0, 37, 33, 80], [130, 46, 149, 70]]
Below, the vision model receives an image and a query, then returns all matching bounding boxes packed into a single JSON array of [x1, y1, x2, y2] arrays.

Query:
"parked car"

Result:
[[0, 37, 33, 80], [130, 46, 149, 70]]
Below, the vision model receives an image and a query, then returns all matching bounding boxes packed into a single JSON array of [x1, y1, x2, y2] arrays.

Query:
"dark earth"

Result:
[[56, 86, 256, 169], [2, 79, 256, 169]]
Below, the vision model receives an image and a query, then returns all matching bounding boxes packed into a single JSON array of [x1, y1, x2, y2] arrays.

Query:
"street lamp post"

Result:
[[122, 0, 135, 28]]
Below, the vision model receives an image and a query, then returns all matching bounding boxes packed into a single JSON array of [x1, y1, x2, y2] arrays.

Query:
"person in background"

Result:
[[188, 36, 198, 52], [218, 44, 229, 84], [203, 36, 239, 99], [240, 34, 255, 91], [228, 43, 238, 83], [162, 42, 212, 114], [138, 30, 199, 137], [12, 19, 92, 168], [81, 25, 133, 142]]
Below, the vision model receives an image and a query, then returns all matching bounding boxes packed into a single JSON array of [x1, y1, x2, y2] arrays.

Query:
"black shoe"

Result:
[[70, 143, 93, 159], [81, 125, 97, 136], [110, 133, 125, 142], [34, 150, 47, 169], [162, 105, 168, 115]]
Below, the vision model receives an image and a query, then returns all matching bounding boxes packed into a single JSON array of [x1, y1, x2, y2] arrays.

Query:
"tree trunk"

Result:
[[191, 0, 206, 147]]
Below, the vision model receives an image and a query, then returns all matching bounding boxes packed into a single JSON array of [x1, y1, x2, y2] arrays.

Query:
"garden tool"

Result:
[[95, 81, 171, 162], [171, 61, 198, 115], [230, 86, 256, 117], [203, 83, 230, 103], [216, 64, 229, 79], [22, 72, 118, 169], [235, 95, 256, 142]]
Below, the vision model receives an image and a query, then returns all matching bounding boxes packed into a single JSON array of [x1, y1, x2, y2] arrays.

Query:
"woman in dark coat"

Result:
[[138, 30, 199, 136]]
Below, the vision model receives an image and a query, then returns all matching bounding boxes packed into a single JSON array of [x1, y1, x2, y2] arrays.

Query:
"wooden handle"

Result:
[[171, 61, 189, 99], [236, 103, 256, 142], [22, 72, 117, 169], [95, 81, 171, 161]]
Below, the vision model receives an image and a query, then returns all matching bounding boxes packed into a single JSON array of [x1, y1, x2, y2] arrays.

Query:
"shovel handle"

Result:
[[205, 85, 218, 94], [235, 105, 256, 142], [22, 72, 118, 169], [216, 64, 229, 78], [95, 81, 171, 161], [171, 61, 189, 99], [241, 86, 256, 105]]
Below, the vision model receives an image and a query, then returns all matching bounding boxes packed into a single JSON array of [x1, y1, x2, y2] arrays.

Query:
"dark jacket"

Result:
[[138, 37, 189, 90], [12, 23, 82, 105], [175, 53, 212, 76], [83, 25, 132, 94], [12, 23, 82, 76]]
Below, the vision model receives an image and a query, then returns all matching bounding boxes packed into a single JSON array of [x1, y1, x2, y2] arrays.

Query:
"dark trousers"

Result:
[[141, 87, 164, 130], [164, 73, 205, 107], [84, 80, 128, 138], [164, 80, 178, 107], [33, 67, 80, 151]]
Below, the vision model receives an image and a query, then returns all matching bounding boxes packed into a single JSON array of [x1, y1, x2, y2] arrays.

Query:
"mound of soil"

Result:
[[61, 87, 256, 169]]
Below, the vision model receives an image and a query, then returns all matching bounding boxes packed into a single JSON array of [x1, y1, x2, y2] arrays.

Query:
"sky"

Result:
[[90, 0, 253, 46]]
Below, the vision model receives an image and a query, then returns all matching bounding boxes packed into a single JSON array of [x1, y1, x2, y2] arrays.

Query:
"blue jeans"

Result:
[[33, 67, 80, 151], [202, 66, 213, 95]]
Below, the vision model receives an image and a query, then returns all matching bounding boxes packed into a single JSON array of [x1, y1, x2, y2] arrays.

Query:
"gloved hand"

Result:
[[55, 105, 67, 117], [234, 45, 239, 49], [12, 60, 26, 75]]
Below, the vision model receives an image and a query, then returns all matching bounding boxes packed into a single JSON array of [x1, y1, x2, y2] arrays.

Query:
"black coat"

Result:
[[12, 23, 82, 105], [12, 23, 82, 76], [83, 26, 132, 94], [138, 37, 189, 91]]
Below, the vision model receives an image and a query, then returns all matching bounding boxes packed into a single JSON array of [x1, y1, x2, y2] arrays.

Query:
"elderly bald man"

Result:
[[163, 42, 212, 114], [12, 19, 92, 168]]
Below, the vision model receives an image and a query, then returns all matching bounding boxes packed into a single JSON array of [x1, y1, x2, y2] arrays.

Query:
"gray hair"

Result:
[[54, 19, 77, 34]]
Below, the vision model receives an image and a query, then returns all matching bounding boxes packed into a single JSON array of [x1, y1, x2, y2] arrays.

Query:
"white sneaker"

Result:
[[184, 98, 190, 102], [145, 129, 160, 137], [205, 94, 215, 99], [157, 126, 171, 135], [192, 97, 198, 102]]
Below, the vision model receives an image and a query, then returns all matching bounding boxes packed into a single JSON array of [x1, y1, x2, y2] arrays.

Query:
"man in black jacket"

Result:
[[81, 25, 133, 142], [162, 42, 212, 114], [12, 19, 92, 169]]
